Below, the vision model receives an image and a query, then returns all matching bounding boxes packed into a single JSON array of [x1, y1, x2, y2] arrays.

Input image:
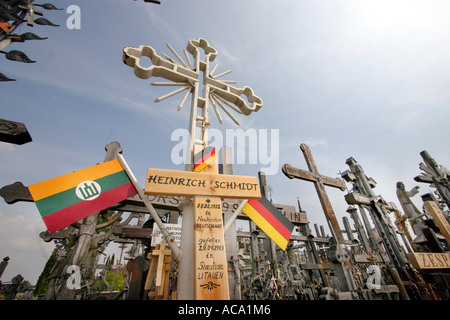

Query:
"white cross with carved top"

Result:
[[122, 38, 263, 300], [122, 38, 263, 167]]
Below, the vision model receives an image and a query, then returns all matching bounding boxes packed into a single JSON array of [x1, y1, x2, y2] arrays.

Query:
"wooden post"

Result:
[[192, 146, 230, 300], [194, 196, 229, 299], [145, 240, 172, 299], [424, 201, 450, 244], [220, 146, 241, 300]]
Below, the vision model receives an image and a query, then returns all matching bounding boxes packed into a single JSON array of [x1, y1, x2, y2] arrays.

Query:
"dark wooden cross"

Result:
[[0, 118, 32, 145], [282, 144, 357, 293], [282, 143, 347, 245], [18, 3, 44, 27]]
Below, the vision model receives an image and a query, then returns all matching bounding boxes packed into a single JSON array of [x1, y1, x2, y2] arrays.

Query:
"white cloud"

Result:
[[0, 141, 17, 151], [302, 138, 327, 147]]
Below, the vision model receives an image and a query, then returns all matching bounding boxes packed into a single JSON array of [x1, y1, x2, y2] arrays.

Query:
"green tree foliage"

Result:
[[33, 248, 58, 295]]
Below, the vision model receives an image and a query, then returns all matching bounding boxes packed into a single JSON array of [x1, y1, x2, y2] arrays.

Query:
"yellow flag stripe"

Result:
[[243, 203, 289, 250], [28, 159, 124, 201], [193, 154, 216, 172]]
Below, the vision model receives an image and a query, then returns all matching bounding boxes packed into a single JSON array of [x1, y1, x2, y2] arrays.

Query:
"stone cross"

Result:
[[282, 143, 356, 293], [345, 206, 372, 254]]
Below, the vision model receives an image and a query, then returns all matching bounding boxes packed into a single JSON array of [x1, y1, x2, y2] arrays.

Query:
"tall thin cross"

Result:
[[282, 143, 356, 292]]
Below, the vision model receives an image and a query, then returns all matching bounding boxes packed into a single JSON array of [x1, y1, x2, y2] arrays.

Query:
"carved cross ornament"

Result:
[[122, 38, 263, 127]]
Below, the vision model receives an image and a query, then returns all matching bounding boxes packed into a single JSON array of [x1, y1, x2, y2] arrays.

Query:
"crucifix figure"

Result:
[[122, 38, 263, 300], [282, 143, 356, 293]]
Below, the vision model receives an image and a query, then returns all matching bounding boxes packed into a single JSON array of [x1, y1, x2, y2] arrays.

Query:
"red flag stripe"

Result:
[[43, 182, 137, 233], [193, 148, 216, 167], [247, 199, 292, 241]]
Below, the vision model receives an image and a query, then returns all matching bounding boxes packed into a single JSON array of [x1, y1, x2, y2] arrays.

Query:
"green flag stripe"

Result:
[[35, 170, 130, 217]]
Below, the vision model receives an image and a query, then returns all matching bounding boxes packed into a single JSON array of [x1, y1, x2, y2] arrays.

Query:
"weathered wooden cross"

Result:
[[122, 38, 263, 300], [282, 143, 356, 292], [282, 144, 347, 244]]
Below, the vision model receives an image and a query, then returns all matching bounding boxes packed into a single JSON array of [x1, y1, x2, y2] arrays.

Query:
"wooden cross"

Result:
[[282, 143, 357, 292], [126, 255, 149, 300], [424, 201, 450, 244], [282, 143, 346, 245], [0, 118, 32, 145], [145, 240, 173, 299], [123, 38, 263, 300]]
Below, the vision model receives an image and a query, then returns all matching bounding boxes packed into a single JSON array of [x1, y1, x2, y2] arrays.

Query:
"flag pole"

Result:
[[223, 199, 248, 233], [117, 154, 182, 262]]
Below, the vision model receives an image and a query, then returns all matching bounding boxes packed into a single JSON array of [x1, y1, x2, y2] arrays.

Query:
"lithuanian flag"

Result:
[[29, 159, 138, 233], [242, 197, 295, 250], [193, 146, 216, 172]]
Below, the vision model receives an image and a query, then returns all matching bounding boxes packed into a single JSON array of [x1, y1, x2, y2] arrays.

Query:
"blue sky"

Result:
[[1, 0, 450, 284]]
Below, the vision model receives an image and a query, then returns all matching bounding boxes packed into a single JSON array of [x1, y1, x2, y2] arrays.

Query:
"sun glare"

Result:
[[360, 0, 436, 32]]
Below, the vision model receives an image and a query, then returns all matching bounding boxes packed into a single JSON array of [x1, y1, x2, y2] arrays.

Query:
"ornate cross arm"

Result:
[[0, 181, 33, 204], [186, 38, 218, 62], [206, 80, 262, 116], [123, 44, 198, 82], [122, 38, 263, 122]]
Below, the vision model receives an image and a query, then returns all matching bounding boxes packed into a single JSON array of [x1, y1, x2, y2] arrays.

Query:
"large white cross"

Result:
[[123, 38, 263, 168]]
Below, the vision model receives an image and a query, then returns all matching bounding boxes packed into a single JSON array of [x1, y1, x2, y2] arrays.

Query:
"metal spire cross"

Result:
[[122, 38, 263, 167]]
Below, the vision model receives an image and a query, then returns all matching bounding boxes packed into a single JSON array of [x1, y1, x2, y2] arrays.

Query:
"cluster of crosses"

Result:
[[1, 36, 449, 300]]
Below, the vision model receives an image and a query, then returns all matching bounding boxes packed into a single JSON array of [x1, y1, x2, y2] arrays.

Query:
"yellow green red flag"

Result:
[[28, 159, 138, 233]]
